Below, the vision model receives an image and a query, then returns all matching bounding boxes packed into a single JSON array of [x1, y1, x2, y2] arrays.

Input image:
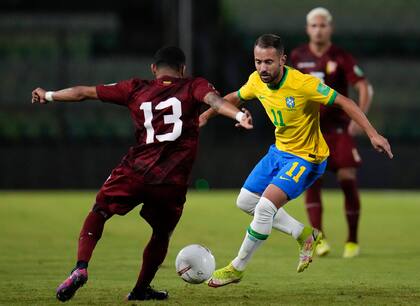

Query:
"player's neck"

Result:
[[155, 68, 183, 79], [309, 41, 331, 57]]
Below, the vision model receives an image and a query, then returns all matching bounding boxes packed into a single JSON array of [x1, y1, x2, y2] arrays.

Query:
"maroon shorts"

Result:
[[95, 163, 187, 232], [324, 130, 362, 172]]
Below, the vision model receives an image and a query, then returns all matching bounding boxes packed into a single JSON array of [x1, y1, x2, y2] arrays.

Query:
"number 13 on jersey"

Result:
[[139, 97, 183, 144]]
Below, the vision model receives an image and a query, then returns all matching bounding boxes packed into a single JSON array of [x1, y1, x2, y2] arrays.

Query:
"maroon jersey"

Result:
[[290, 44, 365, 132], [96, 76, 216, 185]]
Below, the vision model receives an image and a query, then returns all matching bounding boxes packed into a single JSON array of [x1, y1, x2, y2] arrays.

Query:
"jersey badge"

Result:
[[285, 96, 295, 109], [316, 83, 331, 96], [353, 65, 364, 77], [326, 61, 337, 74]]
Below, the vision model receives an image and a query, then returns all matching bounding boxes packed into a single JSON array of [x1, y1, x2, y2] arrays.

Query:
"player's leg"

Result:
[[237, 187, 305, 239], [334, 132, 362, 258], [337, 167, 361, 258], [127, 184, 187, 301], [209, 184, 287, 287], [56, 165, 141, 302], [267, 157, 326, 272], [208, 151, 326, 287], [304, 178, 324, 232], [237, 146, 306, 238], [305, 179, 330, 256]]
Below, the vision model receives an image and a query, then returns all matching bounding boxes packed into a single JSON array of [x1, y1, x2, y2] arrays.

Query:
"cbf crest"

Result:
[[285, 96, 295, 109]]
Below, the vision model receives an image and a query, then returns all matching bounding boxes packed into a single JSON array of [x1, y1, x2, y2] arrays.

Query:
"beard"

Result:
[[258, 69, 281, 84]]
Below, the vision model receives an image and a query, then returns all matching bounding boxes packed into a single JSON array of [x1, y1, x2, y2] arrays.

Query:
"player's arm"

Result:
[[348, 79, 374, 135], [199, 91, 243, 127], [333, 94, 393, 159], [31, 86, 98, 104], [202, 92, 252, 129]]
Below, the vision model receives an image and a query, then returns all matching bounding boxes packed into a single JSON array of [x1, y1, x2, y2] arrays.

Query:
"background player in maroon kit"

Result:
[[290, 7, 373, 258], [31, 46, 253, 302]]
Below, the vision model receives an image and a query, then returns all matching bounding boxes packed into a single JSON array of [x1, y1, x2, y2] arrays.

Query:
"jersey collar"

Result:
[[267, 66, 288, 90]]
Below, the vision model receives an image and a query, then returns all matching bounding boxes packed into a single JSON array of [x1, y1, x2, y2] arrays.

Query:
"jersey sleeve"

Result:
[[191, 77, 219, 102], [237, 72, 258, 101], [302, 74, 337, 106], [341, 52, 365, 85], [96, 78, 140, 106]]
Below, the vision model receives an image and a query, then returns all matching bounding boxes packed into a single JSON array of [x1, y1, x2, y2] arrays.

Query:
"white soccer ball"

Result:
[[175, 244, 216, 284]]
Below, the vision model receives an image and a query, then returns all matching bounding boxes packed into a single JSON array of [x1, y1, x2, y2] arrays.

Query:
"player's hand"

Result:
[[370, 133, 393, 159], [199, 114, 208, 128], [348, 120, 363, 136], [235, 108, 253, 130], [31, 87, 48, 104]]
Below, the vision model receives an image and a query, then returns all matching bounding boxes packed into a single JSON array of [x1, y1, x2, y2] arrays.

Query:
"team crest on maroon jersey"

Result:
[[285, 96, 295, 109], [326, 61, 337, 74]]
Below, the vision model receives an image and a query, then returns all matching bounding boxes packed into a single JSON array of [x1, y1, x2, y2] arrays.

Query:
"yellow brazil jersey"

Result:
[[238, 66, 337, 164]]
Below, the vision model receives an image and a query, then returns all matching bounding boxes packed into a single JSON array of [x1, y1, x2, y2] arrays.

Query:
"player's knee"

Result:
[[236, 188, 260, 215], [337, 168, 357, 181], [254, 197, 278, 224]]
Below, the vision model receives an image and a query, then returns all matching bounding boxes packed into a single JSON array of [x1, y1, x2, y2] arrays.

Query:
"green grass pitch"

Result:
[[1, 190, 419, 305]]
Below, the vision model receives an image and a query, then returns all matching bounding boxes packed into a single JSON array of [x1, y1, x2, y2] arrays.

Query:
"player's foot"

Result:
[[297, 228, 322, 273], [207, 263, 244, 287], [126, 286, 168, 301], [343, 242, 360, 258], [316, 238, 331, 257], [56, 268, 88, 302]]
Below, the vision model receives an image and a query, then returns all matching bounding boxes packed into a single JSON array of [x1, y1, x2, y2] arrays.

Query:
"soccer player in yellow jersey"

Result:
[[200, 34, 393, 287]]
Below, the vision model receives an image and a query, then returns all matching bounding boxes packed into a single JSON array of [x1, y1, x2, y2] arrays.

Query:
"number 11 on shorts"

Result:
[[285, 162, 306, 183]]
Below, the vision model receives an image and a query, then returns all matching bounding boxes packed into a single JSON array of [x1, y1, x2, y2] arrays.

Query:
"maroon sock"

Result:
[[305, 179, 323, 232], [77, 211, 107, 263], [339, 179, 360, 243], [134, 232, 170, 291]]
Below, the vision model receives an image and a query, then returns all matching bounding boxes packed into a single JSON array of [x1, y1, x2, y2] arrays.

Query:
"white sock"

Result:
[[232, 231, 264, 271], [232, 197, 277, 271], [236, 188, 260, 215], [272, 208, 305, 239], [236, 188, 304, 239]]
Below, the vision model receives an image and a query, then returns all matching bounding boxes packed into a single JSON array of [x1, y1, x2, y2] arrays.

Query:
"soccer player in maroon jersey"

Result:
[[290, 7, 373, 258], [31, 46, 253, 302]]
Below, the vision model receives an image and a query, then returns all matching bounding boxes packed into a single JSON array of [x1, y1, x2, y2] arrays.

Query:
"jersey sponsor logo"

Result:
[[326, 61, 337, 74], [297, 62, 316, 69], [316, 83, 331, 96], [285, 96, 295, 109], [353, 65, 364, 77], [279, 175, 291, 181]]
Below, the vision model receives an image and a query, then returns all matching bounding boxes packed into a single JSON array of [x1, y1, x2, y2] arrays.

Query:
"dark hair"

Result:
[[153, 46, 186, 71], [254, 34, 285, 54]]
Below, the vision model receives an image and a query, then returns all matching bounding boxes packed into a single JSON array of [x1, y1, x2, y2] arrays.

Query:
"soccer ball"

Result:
[[175, 244, 216, 284]]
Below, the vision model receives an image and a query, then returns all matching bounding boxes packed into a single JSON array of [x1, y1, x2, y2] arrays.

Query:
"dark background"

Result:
[[1, 0, 419, 189]]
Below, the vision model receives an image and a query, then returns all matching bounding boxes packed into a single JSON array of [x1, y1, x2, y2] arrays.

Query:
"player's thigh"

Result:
[[95, 164, 144, 217], [140, 184, 188, 233], [243, 149, 279, 195], [272, 157, 327, 200], [325, 132, 362, 171]]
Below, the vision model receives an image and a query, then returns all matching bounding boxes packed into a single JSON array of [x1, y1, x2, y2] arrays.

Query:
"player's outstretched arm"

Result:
[[31, 86, 98, 104], [202, 92, 253, 129], [199, 91, 242, 127], [333, 94, 393, 159]]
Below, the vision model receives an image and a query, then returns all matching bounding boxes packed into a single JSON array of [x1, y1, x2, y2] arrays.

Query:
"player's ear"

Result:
[[180, 64, 186, 78], [280, 54, 287, 65], [151, 64, 157, 76]]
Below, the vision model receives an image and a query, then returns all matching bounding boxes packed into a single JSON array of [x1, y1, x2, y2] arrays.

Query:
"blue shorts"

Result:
[[243, 145, 327, 200]]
